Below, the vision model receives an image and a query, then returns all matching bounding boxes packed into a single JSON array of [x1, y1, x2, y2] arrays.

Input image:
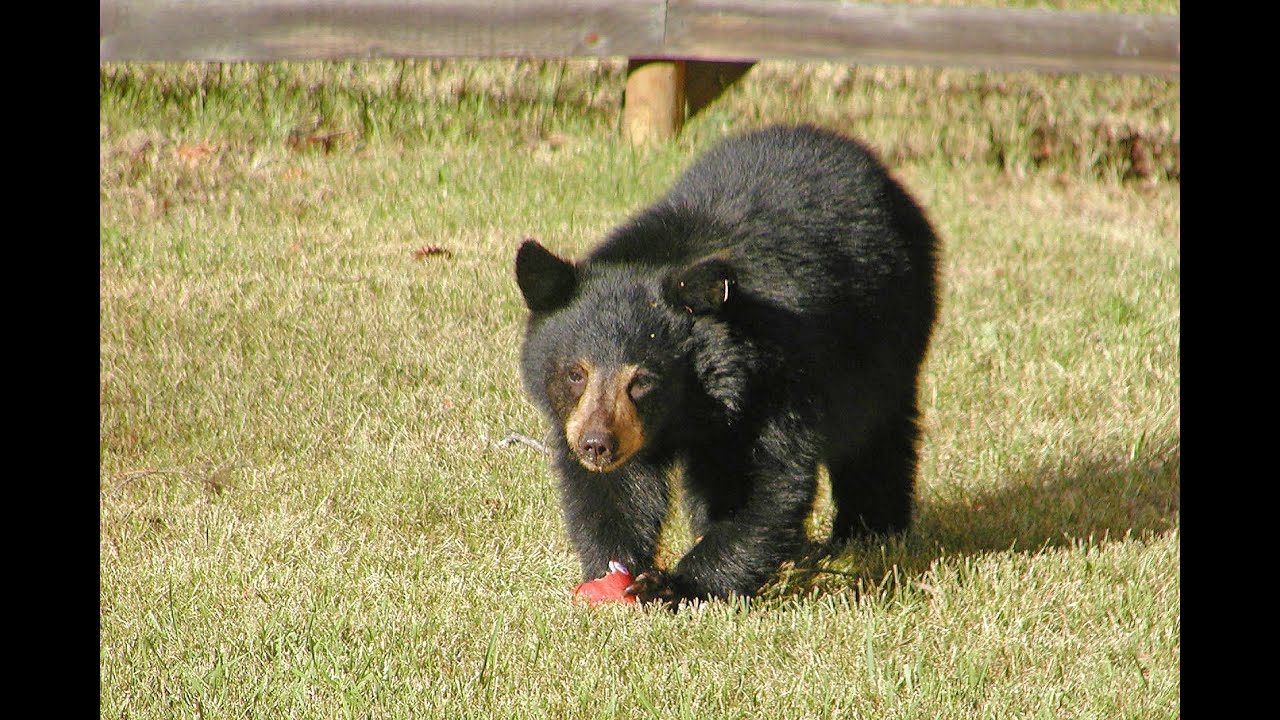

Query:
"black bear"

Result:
[[515, 124, 939, 605]]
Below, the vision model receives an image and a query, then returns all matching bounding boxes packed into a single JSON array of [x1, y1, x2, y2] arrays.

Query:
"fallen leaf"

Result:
[[175, 142, 215, 167], [413, 245, 452, 260]]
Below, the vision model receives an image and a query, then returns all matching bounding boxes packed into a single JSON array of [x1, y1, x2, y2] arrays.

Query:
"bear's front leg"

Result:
[[555, 452, 670, 582], [642, 414, 820, 604]]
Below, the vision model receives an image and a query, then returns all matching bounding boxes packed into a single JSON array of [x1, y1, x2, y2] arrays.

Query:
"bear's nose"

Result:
[[578, 431, 618, 467]]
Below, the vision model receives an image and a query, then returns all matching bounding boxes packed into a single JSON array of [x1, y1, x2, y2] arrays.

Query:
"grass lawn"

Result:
[[101, 55, 1178, 718]]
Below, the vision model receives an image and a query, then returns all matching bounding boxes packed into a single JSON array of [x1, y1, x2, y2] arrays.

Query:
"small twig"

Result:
[[111, 468, 192, 483], [495, 431, 549, 454]]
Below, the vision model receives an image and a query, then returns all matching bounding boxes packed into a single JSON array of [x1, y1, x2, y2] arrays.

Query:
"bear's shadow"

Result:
[[764, 436, 1180, 601]]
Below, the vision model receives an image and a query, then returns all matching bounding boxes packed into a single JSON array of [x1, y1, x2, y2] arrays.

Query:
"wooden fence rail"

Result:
[[100, 1, 1178, 141], [101, 0, 1179, 77]]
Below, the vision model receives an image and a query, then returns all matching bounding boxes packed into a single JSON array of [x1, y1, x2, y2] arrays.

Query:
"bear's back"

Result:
[[665, 124, 893, 227], [594, 125, 935, 318]]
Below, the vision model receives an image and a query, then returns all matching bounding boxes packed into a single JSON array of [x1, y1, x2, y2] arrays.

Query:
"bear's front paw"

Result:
[[625, 570, 703, 609], [624, 570, 680, 606]]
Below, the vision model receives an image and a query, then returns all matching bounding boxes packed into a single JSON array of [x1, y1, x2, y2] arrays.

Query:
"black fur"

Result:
[[516, 124, 940, 604]]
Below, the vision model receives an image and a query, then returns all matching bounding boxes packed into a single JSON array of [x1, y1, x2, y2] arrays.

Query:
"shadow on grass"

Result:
[[767, 435, 1181, 602]]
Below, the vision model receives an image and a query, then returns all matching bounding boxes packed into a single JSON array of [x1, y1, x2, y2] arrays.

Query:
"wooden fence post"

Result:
[[624, 59, 686, 144]]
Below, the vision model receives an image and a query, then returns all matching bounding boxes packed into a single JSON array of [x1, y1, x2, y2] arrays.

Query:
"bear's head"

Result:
[[515, 239, 739, 472]]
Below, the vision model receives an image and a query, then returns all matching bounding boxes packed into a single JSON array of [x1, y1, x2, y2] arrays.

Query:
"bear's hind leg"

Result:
[[829, 409, 920, 542]]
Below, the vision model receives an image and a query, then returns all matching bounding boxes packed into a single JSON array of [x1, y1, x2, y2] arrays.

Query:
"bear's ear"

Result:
[[663, 256, 737, 315], [516, 239, 577, 313]]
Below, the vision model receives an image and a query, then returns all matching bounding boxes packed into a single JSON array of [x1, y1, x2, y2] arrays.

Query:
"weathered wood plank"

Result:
[[100, 0, 666, 62], [666, 1, 1179, 77], [100, 0, 1179, 79]]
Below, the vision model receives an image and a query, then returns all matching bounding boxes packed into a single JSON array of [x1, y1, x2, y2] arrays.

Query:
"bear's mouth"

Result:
[[577, 456, 626, 473], [573, 445, 633, 473]]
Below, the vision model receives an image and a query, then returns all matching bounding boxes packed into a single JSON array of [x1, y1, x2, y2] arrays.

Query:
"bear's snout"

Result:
[[577, 430, 619, 469]]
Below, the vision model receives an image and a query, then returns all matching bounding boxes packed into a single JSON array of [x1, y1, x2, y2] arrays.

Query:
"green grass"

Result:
[[101, 57, 1178, 719]]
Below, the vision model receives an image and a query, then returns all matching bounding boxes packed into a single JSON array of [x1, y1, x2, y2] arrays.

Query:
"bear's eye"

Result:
[[565, 368, 586, 385], [629, 372, 657, 400]]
